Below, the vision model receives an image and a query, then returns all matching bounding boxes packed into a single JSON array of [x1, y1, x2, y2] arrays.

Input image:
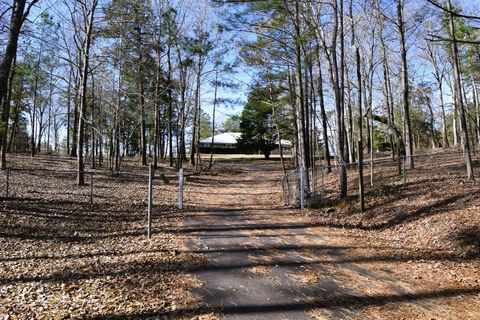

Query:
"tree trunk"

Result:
[[288, 66, 299, 168], [364, 74, 371, 152], [397, 0, 414, 169], [294, 2, 307, 173], [0, 0, 37, 168], [194, 59, 203, 173], [47, 77, 53, 153], [316, 46, 331, 172], [439, 83, 448, 148], [139, 78, 146, 166], [153, 60, 160, 170], [77, 0, 97, 186], [70, 71, 79, 157], [447, 0, 473, 179], [176, 47, 188, 169], [303, 54, 311, 170], [210, 68, 218, 169], [339, 0, 347, 164], [90, 73, 96, 169], [190, 58, 202, 167], [451, 79, 459, 146], [66, 67, 73, 154], [427, 43, 449, 149], [333, 1, 346, 197], [381, 35, 396, 158], [426, 97, 436, 149], [8, 95, 21, 152], [345, 64, 355, 163], [0, 56, 15, 169], [309, 58, 317, 170], [326, 0, 347, 197], [167, 67, 174, 166], [350, 0, 364, 210], [471, 74, 480, 145]]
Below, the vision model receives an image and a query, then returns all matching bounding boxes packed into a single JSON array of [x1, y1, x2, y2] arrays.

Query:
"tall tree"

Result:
[[446, 0, 474, 179], [396, 0, 414, 169], [238, 84, 277, 159], [0, 0, 39, 169], [77, 0, 98, 185]]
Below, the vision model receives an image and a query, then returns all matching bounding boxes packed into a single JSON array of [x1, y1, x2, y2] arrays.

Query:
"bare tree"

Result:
[[0, 0, 39, 169], [425, 39, 449, 148], [446, 0, 473, 179], [396, 0, 414, 169], [76, 0, 98, 185]]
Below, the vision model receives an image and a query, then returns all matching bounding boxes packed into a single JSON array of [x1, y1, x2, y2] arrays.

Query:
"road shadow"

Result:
[[87, 287, 480, 319]]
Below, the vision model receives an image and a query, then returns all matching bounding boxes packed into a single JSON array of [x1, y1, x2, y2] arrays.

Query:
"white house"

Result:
[[198, 132, 242, 153], [198, 132, 293, 155]]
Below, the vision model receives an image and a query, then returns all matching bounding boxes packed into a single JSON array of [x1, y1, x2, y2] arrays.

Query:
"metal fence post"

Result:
[[147, 164, 153, 239], [6, 168, 10, 197], [299, 166, 305, 209], [90, 172, 94, 204], [178, 168, 184, 210]]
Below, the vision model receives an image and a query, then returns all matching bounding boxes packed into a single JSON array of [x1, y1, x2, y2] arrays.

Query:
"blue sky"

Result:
[[7, 0, 480, 144]]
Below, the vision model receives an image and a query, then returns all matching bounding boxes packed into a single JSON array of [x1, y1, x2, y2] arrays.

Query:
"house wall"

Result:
[[198, 143, 241, 154]]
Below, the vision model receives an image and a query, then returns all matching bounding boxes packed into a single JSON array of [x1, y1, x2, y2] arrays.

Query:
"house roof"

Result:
[[200, 132, 294, 147], [200, 132, 242, 144], [278, 139, 293, 147]]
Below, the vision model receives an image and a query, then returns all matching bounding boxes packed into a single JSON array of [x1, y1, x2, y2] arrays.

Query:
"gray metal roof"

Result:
[[200, 132, 293, 147], [200, 132, 242, 144]]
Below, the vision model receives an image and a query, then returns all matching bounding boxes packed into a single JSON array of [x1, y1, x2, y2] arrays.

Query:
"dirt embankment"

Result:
[[300, 159, 480, 305]]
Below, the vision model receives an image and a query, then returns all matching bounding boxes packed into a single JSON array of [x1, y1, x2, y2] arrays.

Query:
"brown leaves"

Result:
[[0, 155, 202, 319]]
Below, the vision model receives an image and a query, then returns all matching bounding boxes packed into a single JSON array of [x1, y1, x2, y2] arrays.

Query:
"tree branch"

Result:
[[425, 0, 480, 21]]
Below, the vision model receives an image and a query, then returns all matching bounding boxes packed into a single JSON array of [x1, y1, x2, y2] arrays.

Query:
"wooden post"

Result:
[[147, 164, 153, 239], [178, 168, 184, 209]]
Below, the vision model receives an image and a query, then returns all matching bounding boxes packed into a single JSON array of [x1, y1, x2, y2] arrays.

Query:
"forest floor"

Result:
[[0, 154, 206, 319], [1, 155, 479, 319]]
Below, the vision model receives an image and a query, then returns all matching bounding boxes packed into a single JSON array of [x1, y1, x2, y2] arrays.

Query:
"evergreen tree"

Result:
[[238, 84, 277, 159]]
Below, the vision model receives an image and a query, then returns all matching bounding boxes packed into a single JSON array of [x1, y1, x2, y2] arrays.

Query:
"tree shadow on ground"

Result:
[[87, 287, 480, 319], [171, 190, 468, 232], [316, 189, 479, 231], [0, 248, 169, 263], [0, 224, 145, 244], [450, 226, 480, 258], [1, 237, 478, 286]]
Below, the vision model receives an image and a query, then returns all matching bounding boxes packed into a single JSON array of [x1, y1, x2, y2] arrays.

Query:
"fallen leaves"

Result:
[[0, 155, 203, 319]]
